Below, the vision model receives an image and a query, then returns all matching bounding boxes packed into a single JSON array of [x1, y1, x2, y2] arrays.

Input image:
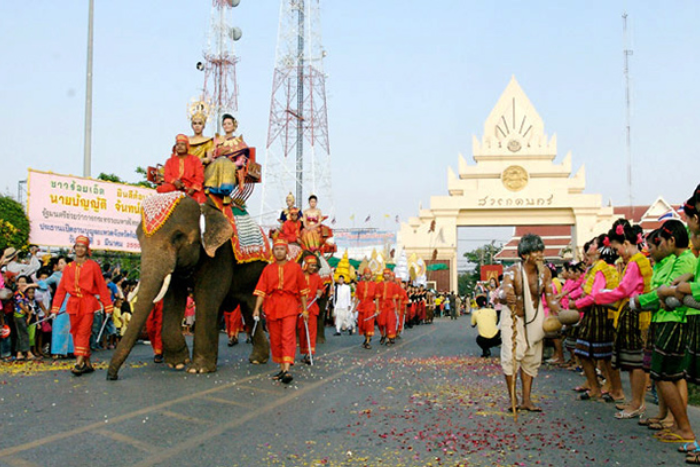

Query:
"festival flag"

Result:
[[384, 213, 390, 219], [350, 214, 355, 221], [657, 210, 676, 221], [364, 215, 371, 223], [331, 217, 336, 225], [395, 215, 399, 223]]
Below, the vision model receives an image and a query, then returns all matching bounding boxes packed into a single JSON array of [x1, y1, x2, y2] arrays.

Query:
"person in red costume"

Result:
[[280, 208, 302, 244], [298, 256, 323, 364], [156, 134, 206, 203], [253, 238, 309, 384], [51, 236, 113, 376], [355, 268, 378, 349], [395, 278, 408, 337], [376, 268, 399, 346], [147, 300, 163, 363]]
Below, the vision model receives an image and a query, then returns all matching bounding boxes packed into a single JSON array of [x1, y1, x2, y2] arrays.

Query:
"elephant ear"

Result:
[[200, 204, 233, 257]]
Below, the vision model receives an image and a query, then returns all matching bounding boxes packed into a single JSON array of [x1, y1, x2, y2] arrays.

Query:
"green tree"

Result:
[[97, 172, 125, 183], [98, 169, 156, 189], [461, 241, 503, 296], [0, 195, 30, 251]]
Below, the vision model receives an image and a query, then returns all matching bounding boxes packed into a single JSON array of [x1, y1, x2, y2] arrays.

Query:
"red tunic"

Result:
[[51, 260, 113, 316], [356, 280, 377, 337], [280, 220, 302, 244], [157, 154, 205, 203], [375, 281, 398, 337], [254, 261, 309, 320], [51, 259, 113, 357], [298, 271, 322, 355], [396, 286, 408, 332], [304, 272, 323, 316], [255, 261, 308, 364], [355, 280, 377, 315]]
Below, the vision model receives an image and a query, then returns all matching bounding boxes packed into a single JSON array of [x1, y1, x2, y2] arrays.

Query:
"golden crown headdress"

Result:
[[187, 99, 211, 124]]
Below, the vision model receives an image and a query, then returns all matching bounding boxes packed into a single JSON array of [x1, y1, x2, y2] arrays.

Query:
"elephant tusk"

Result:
[[153, 274, 172, 303], [200, 213, 206, 244]]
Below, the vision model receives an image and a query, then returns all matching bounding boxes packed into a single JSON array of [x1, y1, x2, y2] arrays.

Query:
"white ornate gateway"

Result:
[[398, 77, 621, 291]]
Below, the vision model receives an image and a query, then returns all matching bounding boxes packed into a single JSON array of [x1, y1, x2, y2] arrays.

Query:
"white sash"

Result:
[[521, 264, 545, 346]]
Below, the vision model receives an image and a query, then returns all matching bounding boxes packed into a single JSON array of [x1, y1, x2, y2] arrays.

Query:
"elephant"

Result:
[[107, 195, 270, 380]]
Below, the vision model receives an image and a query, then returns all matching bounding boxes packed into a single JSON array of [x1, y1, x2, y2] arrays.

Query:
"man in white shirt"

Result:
[[333, 275, 354, 335]]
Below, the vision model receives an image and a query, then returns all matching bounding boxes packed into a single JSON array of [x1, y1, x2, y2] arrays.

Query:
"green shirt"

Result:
[[689, 251, 700, 315], [655, 249, 697, 321], [639, 254, 676, 322]]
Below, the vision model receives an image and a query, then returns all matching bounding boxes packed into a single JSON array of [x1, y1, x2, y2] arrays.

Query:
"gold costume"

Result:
[[189, 137, 214, 161]]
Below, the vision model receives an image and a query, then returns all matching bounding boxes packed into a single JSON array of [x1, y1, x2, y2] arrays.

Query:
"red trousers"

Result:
[[398, 306, 405, 333], [358, 312, 375, 337], [69, 313, 94, 357], [147, 305, 163, 355], [419, 302, 426, 321], [384, 307, 398, 339], [297, 315, 317, 355], [224, 306, 244, 337], [268, 315, 297, 364]]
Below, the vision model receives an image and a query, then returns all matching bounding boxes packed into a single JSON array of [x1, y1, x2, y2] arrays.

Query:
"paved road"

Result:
[[0, 317, 695, 466]]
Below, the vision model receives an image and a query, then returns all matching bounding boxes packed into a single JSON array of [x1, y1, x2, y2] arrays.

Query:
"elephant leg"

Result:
[[239, 295, 270, 364], [108, 290, 167, 380], [162, 276, 190, 370], [189, 256, 233, 374]]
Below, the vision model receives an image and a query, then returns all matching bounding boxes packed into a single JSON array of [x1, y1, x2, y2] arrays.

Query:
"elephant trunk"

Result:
[[107, 260, 174, 380]]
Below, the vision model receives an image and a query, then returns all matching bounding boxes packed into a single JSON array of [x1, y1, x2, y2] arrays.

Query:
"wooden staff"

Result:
[[510, 300, 518, 422]]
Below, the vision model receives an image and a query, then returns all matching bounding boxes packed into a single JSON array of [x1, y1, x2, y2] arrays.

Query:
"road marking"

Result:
[[130, 328, 434, 467], [0, 326, 434, 460], [3, 457, 42, 467], [234, 384, 280, 395], [161, 410, 212, 424], [95, 429, 162, 454], [200, 395, 249, 407]]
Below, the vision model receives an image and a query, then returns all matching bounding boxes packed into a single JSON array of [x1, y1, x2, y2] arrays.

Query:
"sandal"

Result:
[[573, 385, 589, 393], [638, 416, 661, 426], [280, 371, 293, 384], [648, 421, 674, 431], [687, 452, 700, 465], [679, 441, 700, 453], [271, 370, 284, 380], [654, 432, 694, 443], [71, 364, 86, 376], [614, 406, 645, 419], [579, 392, 602, 401]]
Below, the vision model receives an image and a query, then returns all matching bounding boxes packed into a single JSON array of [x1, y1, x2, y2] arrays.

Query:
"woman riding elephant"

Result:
[[107, 192, 270, 380]]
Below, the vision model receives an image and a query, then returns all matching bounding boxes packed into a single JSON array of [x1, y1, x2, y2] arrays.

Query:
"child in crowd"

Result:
[[14, 275, 38, 360], [184, 292, 196, 335]]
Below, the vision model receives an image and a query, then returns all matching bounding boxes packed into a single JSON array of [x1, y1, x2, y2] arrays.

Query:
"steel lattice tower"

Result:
[[197, 0, 243, 133], [259, 0, 334, 226]]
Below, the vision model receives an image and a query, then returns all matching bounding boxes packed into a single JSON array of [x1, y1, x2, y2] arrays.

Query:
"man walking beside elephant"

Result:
[[253, 238, 309, 384], [51, 236, 113, 376]]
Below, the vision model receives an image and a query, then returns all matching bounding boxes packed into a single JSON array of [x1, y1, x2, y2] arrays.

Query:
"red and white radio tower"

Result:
[[196, 0, 243, 133], [259, 0, 334, 226]]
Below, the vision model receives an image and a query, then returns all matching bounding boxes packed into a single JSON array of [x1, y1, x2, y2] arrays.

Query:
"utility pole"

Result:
[[623, 12, 634, 216], [83, 0, 94, 178]]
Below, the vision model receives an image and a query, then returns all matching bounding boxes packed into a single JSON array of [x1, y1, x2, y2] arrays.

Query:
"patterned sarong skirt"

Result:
[[685, 314, 700, 384], [612, 304, 643, 371], [574, 305, 614, 360], [650, 321, 688, 382]]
